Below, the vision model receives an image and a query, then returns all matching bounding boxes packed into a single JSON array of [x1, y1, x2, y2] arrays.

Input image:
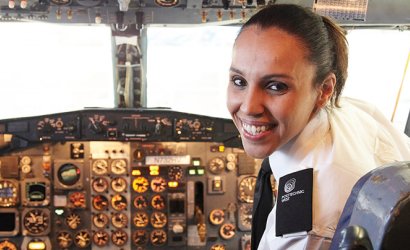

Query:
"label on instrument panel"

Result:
[[145, 155, 191, 165]]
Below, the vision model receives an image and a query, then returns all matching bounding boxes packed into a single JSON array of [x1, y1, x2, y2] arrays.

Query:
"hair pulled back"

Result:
[[238, 4, 348, 107]]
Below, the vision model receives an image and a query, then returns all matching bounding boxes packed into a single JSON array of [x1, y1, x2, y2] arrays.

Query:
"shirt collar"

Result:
[[269, 109, 330, 179]]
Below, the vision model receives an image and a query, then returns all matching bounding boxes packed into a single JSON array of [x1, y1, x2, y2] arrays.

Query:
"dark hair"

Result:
[[238, 4, 348, 107]]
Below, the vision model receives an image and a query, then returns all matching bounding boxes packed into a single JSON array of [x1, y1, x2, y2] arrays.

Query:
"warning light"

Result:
[[27, 241, 46, 250], [132, 169, 141, 176], [219, 145, 225, 152], [188, 168, 196, 175], [54, 208, 64, 216], [168, 181, 179, 188], [149, 165, 160, 176], [192, 158, 201, 166], [197, 168, 205, 175]]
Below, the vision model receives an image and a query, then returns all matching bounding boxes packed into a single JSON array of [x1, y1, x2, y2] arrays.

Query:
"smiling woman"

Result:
[[0, 22, 115, 119]]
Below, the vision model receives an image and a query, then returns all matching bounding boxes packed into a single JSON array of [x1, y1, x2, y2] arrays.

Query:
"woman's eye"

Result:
[[232, 77, 246, 87], [267, 82, 288, 92]]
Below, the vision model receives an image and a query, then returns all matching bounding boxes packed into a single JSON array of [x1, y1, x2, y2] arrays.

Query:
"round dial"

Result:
[[0, 179, 18, 207], [151, 194, 166, 210], [93, 213, 109, 228], [210, 243, 226, 250], [110, 159, 127, 175], [92, 177, 109, 193], [111, 177, 127, 193], [88, 115, 109, 134], [112, 212, 128, 228], [92, 159, 108, 175], [74, 230, 91, 248], [57, 163, 81, 186], [66, 213, 81, 230], [226, 161, 236, 171], [132, 230, 149, 247], [209, 209, 225, 225], [219, 223, 236, 240], [0, 240, 18, 250], [133, 212, 149, 227], [150, 177, 167, 193], [92, 195, 109, 211], [132, 177, 149, 193], [93, 230, 109, 247], [226, 153, 236, 162], [168, 166, 183, 181], [238, 176, 257, 203], [150, 211, 167, 228], [111, 194, 127, 211], [208, 157, 225, 174], [150, 229, 167, 246], [69, 191, 86, 208], [111, 229, 128, 246], [23, 209, 49, 235], [238, 203, 253, 231], [57, 231, 73, 248], [133, 195, 148, 209]]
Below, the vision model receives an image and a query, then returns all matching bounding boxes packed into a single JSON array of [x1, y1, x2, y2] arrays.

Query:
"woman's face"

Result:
[[227, 26, 325, 159]]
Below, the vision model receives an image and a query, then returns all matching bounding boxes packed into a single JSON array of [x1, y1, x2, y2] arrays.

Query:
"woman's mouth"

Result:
[[242, 122, 274, 136]]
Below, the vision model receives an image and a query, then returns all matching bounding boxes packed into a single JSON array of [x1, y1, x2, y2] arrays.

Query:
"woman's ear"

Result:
[[316, 73, 336, 108]]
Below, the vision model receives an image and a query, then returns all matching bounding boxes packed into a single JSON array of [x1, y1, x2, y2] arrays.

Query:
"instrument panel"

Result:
[[0, 109, 257, 250]]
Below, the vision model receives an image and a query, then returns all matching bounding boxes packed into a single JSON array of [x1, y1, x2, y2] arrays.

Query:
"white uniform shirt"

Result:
[[257, 97, 410, 250]]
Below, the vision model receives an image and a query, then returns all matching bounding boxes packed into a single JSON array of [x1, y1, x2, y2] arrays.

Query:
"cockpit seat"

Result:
[[330, 161, 410, 250]]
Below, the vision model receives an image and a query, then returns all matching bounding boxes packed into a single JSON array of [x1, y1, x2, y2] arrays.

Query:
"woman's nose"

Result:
[[240, 88, 265, 116]]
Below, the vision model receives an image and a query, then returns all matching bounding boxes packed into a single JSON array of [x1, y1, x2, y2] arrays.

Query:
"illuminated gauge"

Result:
[[226, 162, 236, 171], [111, 194, 127, 211], [150, 211, 167, 228], [27, 238, 47, 250], [150, 177, 167, 193], [93, 213, 109, 228], [226, 153, 236, 162], [23, 209, 50, 235], [238, 203, 253, 231], [0, 179, 18, 207], [208, 157, 225, 174], [111, 212, 128, 228], [69, 191, 86, 208], [133, 149, 145, 161], [20, 156, 32, 165], [132, 230, 149, 247], [57, 231, 73, 248], [209, 208, 225, 225], [155, 0, 179, 7], [168, 166, 184, 181], [66, 213, 81, 230], [132, 177, 149, 193], [93, 230, 109, 247], [151, 194, 166, 210], [92, 159, 108, 175], [92, 195, 109, 211], [110, 159, 127, 175], [111, 177, 127, 193], [150, 229, 167, 246], [24, 180, 49, 206], [0, 240, 17, 250], [133, 211, 149, 227], [57, 163, 81, 186], [238, 176, 257, 203], [133, 195, 148, 209], [50, 0, 71, 5], [219, 223, 236, 240], [111, 229, 128, 246], [210, 243, 226, 250], [74, 230, 91, 248], [92, 177, 109, 193]]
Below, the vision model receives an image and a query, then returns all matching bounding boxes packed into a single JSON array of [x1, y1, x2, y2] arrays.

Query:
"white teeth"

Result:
[[242, 123, 271, 135]]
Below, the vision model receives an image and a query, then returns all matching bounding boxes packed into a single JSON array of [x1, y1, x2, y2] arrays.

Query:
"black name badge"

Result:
[[276, 168, 313, 236]]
